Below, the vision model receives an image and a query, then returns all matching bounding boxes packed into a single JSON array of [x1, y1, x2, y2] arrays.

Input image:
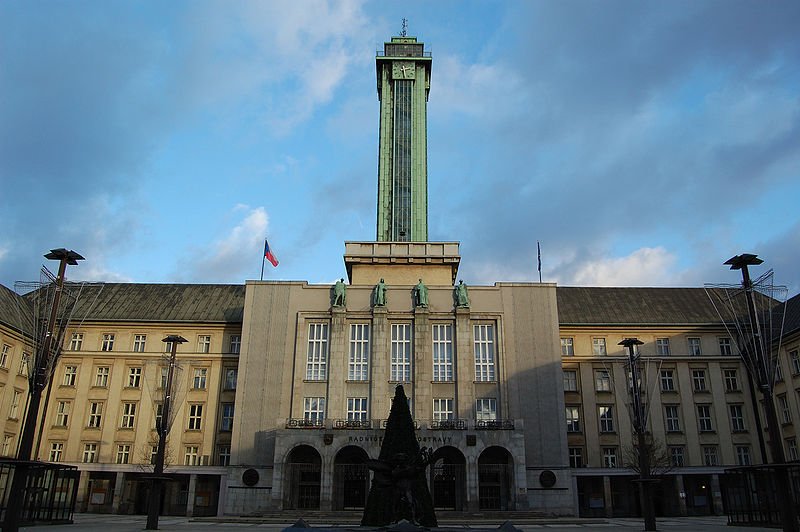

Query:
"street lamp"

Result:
[[146, 335, 187, 530]]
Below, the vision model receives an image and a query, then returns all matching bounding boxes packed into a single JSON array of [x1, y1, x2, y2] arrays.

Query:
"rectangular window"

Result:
[[563, 370, 578, 392], [664, 405, 681, 432], [185, 445, 200, 465], [87, 402, 103, 428], [390, 323, 412, 382], [729, 404, 746, 432], [18, 353, 29, 375], [670, 446, 685, 467], [120, 402, 137, 428], [656, 337, 671, 356], [703, 446, 718, 466], [594, 370, 611, 392], [697, 405, 713, 432], [660, 370, 676, 392], [1, 435, 12, 456], [164, 339, 174, 353], [724, 369, 740, 392], [476, 398, 497, 421], [432, 324, 453, 382], [116, 444, 131, 464], [347, 397, 368, 421], [568, 447, 583, 468], [688, 337, 702, 356], [776, 360, 784, 382], [788, 438, 799, 461], [433, 398, 454, 421], [0, 344, 9, 367], [63, 365, 78, 386], [101, 333, 115, 351], [154, 403, 164, 431], [592, 338, 607, 356], [193, 368, 208, 389], [218, 445, 231, 466], [566, 406, 581, 432], [69, 333, 83, 351], [736, 446, 752, 466], [188, 403, 203, 430], [82, 443, 98, 463], [349, 324, 370, 381], [792, 350, 800, 375], [160, 367, 169, 388], [561, 337, 574, 356], [49, 442, 64, 462], [128, 367, 142, 388], [220, 403, 234, 431], [598, 405, 615, 433], [779, 394, 791, 424], [55, 401, 70, 427], [692, 369, 707, 391], [133, 334, 146, 352], [306, 323, 329, 380], [474, 324, 496, 381], [229, 335, 241, 354], [303, 397, 325, 423], [719, 337, 733, 356], [95, 366, 110, 387], [224, 368, 238, 390], [150, 446, 158, 465], [602, 447, 617, 468], [9, 391, 21, 419], [198, 335, 211, 353]]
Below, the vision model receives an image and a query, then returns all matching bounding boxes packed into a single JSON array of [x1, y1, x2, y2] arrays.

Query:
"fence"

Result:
[[0, 459, 80, 526]]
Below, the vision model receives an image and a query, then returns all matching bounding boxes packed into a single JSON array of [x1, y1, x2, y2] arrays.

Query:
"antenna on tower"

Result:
[[400, 18, 408, 37]]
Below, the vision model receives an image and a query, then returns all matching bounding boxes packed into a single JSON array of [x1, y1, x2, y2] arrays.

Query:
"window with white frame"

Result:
[[160, 367, 169, 388], [154, 403, 164, 431], [592, 338, 607, 356], [185, 445, 200, 465], [347, 397, 368, 421], [776, 360, 784, 382], [101, 333, 115, 351], [55, 401, 70, 427], [729, 404, 746, 432], [788, 438, 799, 461], [390, 323, 412, 382], [595, 370, 611, 392], [688, 337, 702, 356], [150, 446, 158, 465], [49, 442, 64, 462], [82, 443, 98, 463], [719, 337, 733, 356], [702, 446, 718, 466], [563, 370, 578, 392], [792, 350, 800, 375], [432, 324, 453, 382], [87, 402, 103, 428], [602, 447, 617, 468], [568, 447, 583, 468], [133, 334, 146, 352], [303, 397, 325, 423], [433, 398, 454, 421], [193, 368, 208, 389], [306, 323, 329, 380], [656, 338, 671, 356], [188, 404, 203, 430], [561, 337, 574, 356], [474, 324, 496, 381], [164, 339, 174, 353], [476, 398, 497, 421], [1, 435, 12, 456], [0, 344, 9, 367], [692, 369, 707, 391], [128, 367, 142, 388], [724, 369, 740, 391], [660, 370, 676, 392], [9, 391, 21, 419], [736, 446, 752, 466], [670, 446, 685, 466], [69, 333, 83, 351], [664, 405, 681, 432], [349, 324, 370, 381], [63, 365, 77, 386], [779, 394, 791, 424], [697, 404, 713, 432], [220, 403, 234, 431], [598, 405, 615, 432], [18, 353, 29, 375], [566, 406, 581, 432], [95, 366, 110, 387], [218, 445, 231, 466], [116, 444, 131, 464], [229, 335, 241, 354], [224, 368, 237, 390], [120, 402, 137, 428], [198, 335, 211, 353]]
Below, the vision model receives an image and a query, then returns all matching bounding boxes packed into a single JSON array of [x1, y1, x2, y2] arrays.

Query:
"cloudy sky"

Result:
[[1, 1, 798, 295]]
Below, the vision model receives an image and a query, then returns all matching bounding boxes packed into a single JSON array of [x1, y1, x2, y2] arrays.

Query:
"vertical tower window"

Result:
[[392, 79, 413, 240], [306, 323, 329, 381], [432, 324, 453, 382], [349, 324, 370, 381], [474, 324, 496, 381], [391, 324, 412, 382]]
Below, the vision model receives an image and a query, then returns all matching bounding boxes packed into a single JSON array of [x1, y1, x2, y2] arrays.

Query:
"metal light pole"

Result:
[[620, 337, 656, 531], [146, 335, 187, 530], [725, 254, 798, 532], [2, 248, 83, 532]]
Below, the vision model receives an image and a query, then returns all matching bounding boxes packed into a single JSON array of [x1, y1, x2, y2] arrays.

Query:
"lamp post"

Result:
[[619, 337, 656, 531], [146, 335, 187, 530], [725, 254, 798, 532]]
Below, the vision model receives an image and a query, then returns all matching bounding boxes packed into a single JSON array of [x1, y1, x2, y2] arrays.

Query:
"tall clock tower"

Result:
[[375, 36, 432, 242]]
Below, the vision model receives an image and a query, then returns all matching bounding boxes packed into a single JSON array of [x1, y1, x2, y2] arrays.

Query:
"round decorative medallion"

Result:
[[539, 470, 557, 488], [242, 468, 260, 487]]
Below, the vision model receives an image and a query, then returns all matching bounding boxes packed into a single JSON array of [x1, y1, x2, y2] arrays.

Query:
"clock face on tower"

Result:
[[392, 61, 415, 80]]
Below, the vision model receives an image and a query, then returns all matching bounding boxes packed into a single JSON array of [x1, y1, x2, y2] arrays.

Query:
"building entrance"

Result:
[[285, 445, 322, 510], [478, 446, 514, 510], [429, 446, 466, 510], [333, 446, 369, 510]]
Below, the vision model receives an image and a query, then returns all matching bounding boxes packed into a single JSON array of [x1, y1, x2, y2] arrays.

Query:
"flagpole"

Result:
[[260, 239, 266, 281], [537, 241, 542, 283]]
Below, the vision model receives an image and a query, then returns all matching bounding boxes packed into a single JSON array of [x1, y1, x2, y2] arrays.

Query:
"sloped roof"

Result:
[[784, 293, 800, 337], [63, 283, 245, 323], [0, 283, 33, 335], [556, 287, 727, 326]]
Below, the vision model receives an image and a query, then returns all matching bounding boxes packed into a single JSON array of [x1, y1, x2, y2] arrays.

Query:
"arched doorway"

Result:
[[285, 445, 322, 509], [429, 446, 466, 510], [333, 446, 370, 510], [478, 446, 514, 510]]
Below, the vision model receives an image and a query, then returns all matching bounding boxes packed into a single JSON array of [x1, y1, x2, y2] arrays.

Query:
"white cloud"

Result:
[[564, 247, 680, 287]]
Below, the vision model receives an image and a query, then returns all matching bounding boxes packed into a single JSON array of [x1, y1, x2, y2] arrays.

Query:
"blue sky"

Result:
[[1, 1, 799, 294]]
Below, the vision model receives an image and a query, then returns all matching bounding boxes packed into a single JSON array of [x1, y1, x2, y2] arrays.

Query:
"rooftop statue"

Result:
[[333, 278, 346, 307], [414, 279, 428, 308], [374, 278, 387, 307], [455, 280, 470, 308]]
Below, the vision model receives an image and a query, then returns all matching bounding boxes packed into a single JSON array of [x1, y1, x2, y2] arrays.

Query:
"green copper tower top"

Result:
[[375, 36, 432, 242]]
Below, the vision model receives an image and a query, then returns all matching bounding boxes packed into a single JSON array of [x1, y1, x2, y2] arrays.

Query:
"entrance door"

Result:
[[429, 446, 466, 510], [333, 446, 369, 510], [478, 446, 514, 510], [286, 445, 322, 510]]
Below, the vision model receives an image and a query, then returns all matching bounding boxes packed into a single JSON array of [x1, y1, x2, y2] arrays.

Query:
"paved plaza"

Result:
[[19, 513, 777, 532]]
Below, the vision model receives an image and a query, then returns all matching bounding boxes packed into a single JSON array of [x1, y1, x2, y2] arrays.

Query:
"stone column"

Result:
[[675, 474, 687, 516], [414, 307, 431, 420], [328, 307, 348, 420], [467, 455, 480, 511], [76, 470, 90, 512], [217, 474, 227, 517], [371, 306, 389, 421], [111, 472, 125, 514], [320, 456, 333, 511], [186, 474, 198, 517], [454, 307, 472, 419], [710, 473, 724, 515], [602, 475, 613, 518]]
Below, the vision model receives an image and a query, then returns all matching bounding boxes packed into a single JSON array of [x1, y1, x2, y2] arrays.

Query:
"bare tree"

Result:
[[623, 433, 674, 477]]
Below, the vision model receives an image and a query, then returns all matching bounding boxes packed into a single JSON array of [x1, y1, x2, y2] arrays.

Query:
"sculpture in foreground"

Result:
[[362, 385, 437, 527]]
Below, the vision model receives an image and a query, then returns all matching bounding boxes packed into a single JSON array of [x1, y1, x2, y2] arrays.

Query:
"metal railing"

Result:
[[429, 419, 466, 430], [285, 418, 325, 429], [475, 419, 515, 430], [333, 419, 372, 430]]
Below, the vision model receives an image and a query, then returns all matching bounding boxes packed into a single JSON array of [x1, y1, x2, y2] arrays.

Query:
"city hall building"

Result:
[[1, 34, 798, 519]]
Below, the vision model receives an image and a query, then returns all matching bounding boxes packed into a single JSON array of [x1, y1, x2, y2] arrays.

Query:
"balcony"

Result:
[[333, 419, 373, 430], [428, 419, 466, 430], [285, 418, 324, 429], [475, 419, 515, 430]]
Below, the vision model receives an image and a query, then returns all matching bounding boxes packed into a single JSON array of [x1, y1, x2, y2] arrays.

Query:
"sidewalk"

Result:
[[20, 513, 778, 532]]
